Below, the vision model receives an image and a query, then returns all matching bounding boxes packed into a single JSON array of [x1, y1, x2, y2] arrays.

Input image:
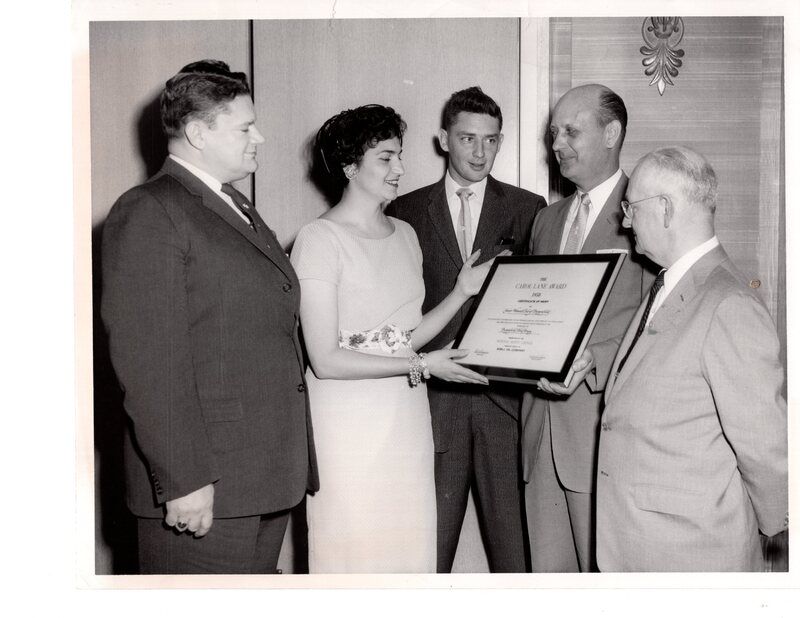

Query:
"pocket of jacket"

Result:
[[634, 484, 706, 518]]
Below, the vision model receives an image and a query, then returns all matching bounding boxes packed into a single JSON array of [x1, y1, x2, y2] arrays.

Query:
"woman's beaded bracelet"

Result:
[[408, 352, 429, 387]]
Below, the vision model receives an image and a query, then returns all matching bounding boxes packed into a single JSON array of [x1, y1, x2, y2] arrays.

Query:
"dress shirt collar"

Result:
[[169, 154, 224, 192], [169, 154, 249, 223], [559, 169, 622, 253], [663, 236, 720, 297], [580, 168, 623, 215], [444, 171, 487, 206]]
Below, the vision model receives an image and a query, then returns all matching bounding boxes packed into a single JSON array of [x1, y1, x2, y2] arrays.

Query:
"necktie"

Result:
[[562, 192, 591, 254], [456, 188, 474, 261], [616, 270, 666, 373], [221, 183, 258, 233]]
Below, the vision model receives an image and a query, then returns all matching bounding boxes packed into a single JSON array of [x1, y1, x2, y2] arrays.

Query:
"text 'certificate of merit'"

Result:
[[453, 253, 625, 386]]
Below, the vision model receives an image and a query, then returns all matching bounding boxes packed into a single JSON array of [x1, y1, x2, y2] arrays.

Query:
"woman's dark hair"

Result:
[[160, 59, 250, 139], [314, 104, 406, 184]]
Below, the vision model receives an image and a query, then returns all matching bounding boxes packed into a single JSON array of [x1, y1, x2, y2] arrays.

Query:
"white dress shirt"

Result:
[[169, 154, 251, 224], [559, 168, 623, 253], [646, 235, 720, 326]]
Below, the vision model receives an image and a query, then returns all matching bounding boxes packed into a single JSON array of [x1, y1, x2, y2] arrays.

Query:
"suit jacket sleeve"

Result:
[[702, 291, 788, 536], [101, 187, 220, 504]]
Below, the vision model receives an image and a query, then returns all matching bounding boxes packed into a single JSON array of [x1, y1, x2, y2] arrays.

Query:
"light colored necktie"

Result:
[[456, 187, 474, 261], [562, 192, 591, 254]]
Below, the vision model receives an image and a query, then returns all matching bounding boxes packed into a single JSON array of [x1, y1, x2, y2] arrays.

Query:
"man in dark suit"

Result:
[[101, 60, 317, 574], [387, 87, 545, 572], [520, 84, 655, 572]]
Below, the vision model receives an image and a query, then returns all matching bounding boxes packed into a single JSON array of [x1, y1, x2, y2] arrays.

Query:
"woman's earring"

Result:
[[343, 164, 358, 180]]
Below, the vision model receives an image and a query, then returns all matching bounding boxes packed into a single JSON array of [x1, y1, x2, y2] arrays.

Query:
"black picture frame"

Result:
[[453, 253, 626, 386]]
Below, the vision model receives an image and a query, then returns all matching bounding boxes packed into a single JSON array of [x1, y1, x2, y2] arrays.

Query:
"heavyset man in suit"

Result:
[[101, 60, 318, 574], [521, 84, 655, 572], [596, 146, 788, 571], [387, 87, 546, 572]]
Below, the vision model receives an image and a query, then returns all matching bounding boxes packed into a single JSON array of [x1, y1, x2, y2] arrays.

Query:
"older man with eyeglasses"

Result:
[[595, 145, 787, 571]]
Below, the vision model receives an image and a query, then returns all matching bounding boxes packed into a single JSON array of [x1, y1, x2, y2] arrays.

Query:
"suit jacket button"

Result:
[[282, 283, 292, 292], [297, 383, 306, 392]]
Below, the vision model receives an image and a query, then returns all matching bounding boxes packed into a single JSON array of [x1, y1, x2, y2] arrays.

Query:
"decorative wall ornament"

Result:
[[640, 17, 685, 95]]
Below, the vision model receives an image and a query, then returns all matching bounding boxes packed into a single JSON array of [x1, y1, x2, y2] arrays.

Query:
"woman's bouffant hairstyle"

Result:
[[160, 59, 250, 139], [314, 104, 406, 185]]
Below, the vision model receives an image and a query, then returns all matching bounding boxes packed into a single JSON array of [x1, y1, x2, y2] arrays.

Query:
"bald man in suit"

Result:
[[521, 84, 656, 572], [595, 146, 787, 571]]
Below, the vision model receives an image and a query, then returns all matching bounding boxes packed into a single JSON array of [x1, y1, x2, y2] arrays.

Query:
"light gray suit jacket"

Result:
[[596, 244, 788, 571]]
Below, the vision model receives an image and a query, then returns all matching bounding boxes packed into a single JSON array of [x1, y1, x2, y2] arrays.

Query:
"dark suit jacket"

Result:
[[101, 158, 318, 519], [520, 175, 656, 492], [386, 175, 545, 451], [597, 245, 787, 571]]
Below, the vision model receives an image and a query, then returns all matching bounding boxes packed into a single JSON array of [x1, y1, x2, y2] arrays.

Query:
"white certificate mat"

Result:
[[454, 254, 625, 386]]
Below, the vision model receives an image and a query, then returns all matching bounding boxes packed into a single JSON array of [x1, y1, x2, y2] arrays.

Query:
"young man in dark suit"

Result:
[[101, 60, 317, 574], [387, 87, 545, 572]]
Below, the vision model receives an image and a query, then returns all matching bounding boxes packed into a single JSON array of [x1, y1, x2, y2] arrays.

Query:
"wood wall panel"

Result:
[[553, 17, 783, 318], [758, 18, 785, 363]]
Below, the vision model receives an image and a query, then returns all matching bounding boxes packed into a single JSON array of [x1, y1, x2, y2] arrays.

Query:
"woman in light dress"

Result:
[[290, 105, 496, 573]]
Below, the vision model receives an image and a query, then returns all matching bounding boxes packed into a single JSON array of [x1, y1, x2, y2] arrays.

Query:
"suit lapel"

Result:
[[605, 298, 645, 400], [472, 176, 507, 256], [647, 245, 727, 334], [581, 174, 628, 254], [538, 195, 572, 255], [425, 179, 464, 267], [163, 159, 295, 280]]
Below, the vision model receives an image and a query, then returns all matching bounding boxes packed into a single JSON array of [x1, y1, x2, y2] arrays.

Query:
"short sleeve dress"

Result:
[[290, 216, 436, 573]]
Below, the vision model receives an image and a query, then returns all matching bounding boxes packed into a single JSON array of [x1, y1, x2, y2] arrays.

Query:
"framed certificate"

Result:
[[453, 253, 626, 386]]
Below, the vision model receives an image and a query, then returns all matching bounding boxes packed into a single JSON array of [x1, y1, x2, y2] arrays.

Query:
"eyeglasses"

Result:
[[621, 194, 667, 218]]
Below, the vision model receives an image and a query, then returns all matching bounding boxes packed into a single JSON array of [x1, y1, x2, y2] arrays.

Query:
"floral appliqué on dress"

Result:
[[339, 323, 412, 354]]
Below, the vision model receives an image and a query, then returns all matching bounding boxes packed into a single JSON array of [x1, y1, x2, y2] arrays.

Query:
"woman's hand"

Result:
[[424, 349, 489, 385], [455, 249, 512, 298]]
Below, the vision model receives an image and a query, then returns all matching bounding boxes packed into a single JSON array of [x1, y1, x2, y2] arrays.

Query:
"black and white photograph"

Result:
[[8, 0, 798, 614]]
